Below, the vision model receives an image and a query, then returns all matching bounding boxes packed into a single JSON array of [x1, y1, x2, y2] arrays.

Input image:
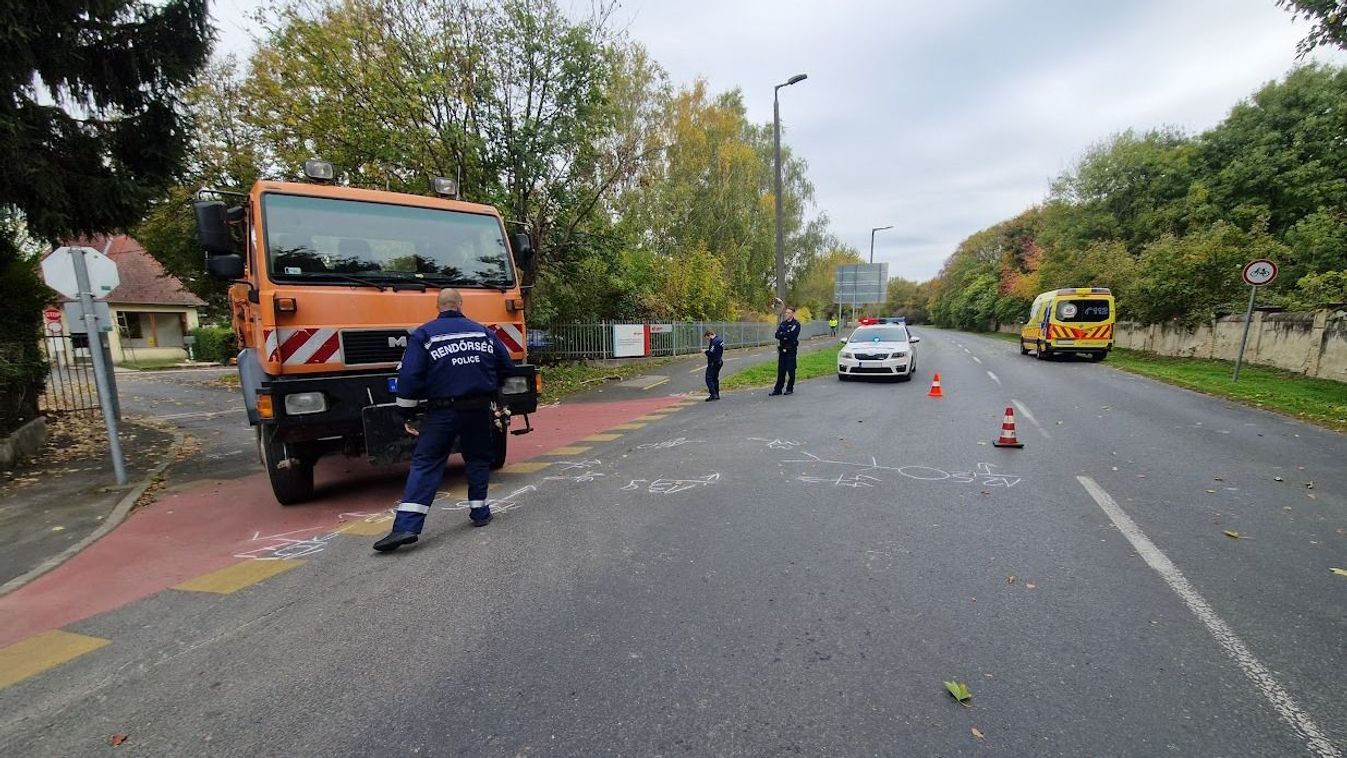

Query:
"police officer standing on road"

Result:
[[828, 316, 838, 337], [770, 306, 801, 396], [374, 289, 514, 552], [703, 328, 724, 401]]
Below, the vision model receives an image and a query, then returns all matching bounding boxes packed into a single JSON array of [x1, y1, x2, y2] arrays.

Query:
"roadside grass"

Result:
[[721, 348, 840, 390], [119, 359, 187, 371], [952, 328, 1347, 433], [538, 358, 675, 404]]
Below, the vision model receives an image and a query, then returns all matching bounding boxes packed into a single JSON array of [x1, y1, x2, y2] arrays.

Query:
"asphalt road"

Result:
[[3, 328, 1344, 756]]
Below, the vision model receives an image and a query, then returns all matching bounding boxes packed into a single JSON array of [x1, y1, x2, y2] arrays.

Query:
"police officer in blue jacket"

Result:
[[703, 328, 724, 401], [770, 306, 802, 396], [374, 289, 514, 552]]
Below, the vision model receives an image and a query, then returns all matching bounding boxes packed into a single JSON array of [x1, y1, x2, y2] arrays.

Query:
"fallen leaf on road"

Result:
[[1214, 477, 1224, 481], [1206, 490, 1216, 494], [1223, 530, 1241, 539], [1305, 481, 1315, 489], [1006, 575, 1016, 585], [1274, 476, 1284, 482], [1330, 568, 1347, 577], [50, 525, 65, 532], [944, 681, 972, 703], [1025, 582, 1036, 590], [111, 734, 129, 746], [971, 727, 985, 741]]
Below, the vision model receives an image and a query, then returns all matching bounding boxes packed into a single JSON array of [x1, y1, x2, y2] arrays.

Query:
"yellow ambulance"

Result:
[[1019, 287, 1116, 361]]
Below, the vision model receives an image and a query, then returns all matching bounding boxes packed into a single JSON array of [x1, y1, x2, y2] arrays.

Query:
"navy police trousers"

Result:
[[392, 407, 493, 534]]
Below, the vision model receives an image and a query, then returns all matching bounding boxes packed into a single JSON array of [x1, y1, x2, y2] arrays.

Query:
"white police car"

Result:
[[837, 325, 920, 382]]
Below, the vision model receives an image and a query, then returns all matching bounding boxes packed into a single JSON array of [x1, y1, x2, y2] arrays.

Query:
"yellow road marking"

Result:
[[499, 461, 553, 474], [173, 560, 303, 595], [546, 446, 592, 456], [0, 630, 110, 689], [338, 516, 394, 536], [609, 423, 647, 431], [644, 377, 670, 389], [582, 433, 622, 442], [635, 415, 669, 422]]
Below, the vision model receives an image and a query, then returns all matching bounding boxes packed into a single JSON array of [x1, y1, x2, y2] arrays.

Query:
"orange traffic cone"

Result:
[[993, 406, 1024, 448], [927, 372, 944, 398]]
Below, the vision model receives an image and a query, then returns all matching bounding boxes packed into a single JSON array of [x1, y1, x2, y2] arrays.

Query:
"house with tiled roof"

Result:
[[46, 235, 206, 365]]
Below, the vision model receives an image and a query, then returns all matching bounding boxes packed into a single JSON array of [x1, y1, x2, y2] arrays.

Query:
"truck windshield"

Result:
[[261, 193, 515, 288]]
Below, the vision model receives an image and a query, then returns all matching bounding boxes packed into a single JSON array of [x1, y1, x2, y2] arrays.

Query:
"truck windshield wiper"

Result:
[[298, 272, 388, 291], [418, 274, 513, 291]]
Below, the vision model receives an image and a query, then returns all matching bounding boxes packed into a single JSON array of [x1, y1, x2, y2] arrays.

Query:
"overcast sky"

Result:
[[211, 0, 1344, 281]]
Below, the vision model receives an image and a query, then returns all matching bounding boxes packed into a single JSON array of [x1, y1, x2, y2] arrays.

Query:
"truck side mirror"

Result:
[[194, 201, 234, 256], [511, 232, 535, 269], [206, 254, 245, 280]]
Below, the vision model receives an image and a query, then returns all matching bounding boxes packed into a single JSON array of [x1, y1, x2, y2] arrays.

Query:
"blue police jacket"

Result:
[[775, 318, 801, 353], [705, 335, 724, 365], [396, 310, 514, 404]]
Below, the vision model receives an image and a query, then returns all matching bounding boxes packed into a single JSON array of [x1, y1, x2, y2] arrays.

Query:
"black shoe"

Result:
[[768, 391, 782, 396], [469, 507, 493, 527], [712, 395, 720, 400], [784, 389, 794, 395], [373, 531, 419, 552], [705, 395, 716, 402]]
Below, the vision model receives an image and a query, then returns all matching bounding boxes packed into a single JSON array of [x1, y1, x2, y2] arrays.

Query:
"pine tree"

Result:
[[0, 0, 213, 431]]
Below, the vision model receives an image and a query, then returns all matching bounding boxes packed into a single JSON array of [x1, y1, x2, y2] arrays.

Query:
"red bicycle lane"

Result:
[[0, 395, 684, 649]]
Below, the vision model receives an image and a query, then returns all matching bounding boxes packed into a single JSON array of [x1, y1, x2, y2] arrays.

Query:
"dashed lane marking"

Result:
[[972, 355, 982, 364], [173, 559, 304, 595], [1011, 399, 1051, 439], [498, 461, 554, 474], [582, 433, 623, 442], [545, 446, 592, 456], [1077, 477, 1339, 758], [0, 630, 110, 690], [986, 370, 1001, 385]]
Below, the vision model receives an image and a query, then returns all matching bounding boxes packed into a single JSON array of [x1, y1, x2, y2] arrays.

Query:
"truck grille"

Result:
[[341, 329, 412, 365], [854, 353, 887, 360]]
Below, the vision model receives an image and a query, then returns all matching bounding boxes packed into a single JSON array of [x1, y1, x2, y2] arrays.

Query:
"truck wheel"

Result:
[[1035, 341, 1051, 361], [1091, 351, 1108, 362], [1019, 340, 1030, 355], [490, 425, 507, 470], [257, 426, 315, 505]]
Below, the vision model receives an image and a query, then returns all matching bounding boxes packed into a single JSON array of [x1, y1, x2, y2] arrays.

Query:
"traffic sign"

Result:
[[1242, 259, 1278, 287], [43, 307, 62, 323], [45, 321, 63, 336], [41, 246, 120, 299]]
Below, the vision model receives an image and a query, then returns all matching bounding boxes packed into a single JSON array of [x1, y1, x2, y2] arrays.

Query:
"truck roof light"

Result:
[[431, 176, 459, 198], [303, 159, 335, 182]]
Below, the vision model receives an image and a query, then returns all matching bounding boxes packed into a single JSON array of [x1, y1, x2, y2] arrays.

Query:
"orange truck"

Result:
[[193, 161, 538, 504]]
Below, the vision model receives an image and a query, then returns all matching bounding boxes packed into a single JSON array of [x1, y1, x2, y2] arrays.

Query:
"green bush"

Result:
[[190, 326, 237, 364], [0, 235, 47, 434]]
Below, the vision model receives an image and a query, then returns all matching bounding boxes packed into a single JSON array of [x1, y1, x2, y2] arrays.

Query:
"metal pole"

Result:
[[72, 248, 127, 485], [870, 229, 876, 265], [1232, 285, 1258, 382], [773, 88, 786, 306]]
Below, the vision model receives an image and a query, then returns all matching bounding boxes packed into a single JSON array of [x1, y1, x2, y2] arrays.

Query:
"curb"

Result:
[[0, 428, 186, 598]]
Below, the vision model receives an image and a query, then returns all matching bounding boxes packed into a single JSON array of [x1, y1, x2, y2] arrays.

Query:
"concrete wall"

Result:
[[0, 416, 47, 470], [1111, 310, 1346, 383]]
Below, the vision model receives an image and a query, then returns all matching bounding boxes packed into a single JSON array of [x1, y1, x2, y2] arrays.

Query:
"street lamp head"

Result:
[[787, 73, 808, 86], [873, 225, 893, 233]]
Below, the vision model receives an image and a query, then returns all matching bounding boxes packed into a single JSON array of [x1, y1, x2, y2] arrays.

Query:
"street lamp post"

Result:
[[774, 73, 807, 311], [869, 225, 893, 264]]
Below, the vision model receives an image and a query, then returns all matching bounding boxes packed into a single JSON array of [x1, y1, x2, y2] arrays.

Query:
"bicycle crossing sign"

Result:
[[1241, 259, 1277, 287]]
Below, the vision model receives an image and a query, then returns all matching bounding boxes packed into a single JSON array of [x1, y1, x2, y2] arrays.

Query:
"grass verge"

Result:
[[721, 348, 840, 390], [538, 358, 675, 404], [954, 329, 1347, 433], [120, 359, 188, 371]]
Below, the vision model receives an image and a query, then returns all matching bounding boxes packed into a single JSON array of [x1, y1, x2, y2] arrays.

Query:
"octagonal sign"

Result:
[[41, 246, 120, 299]]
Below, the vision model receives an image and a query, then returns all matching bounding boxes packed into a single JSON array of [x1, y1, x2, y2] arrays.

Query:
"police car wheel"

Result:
[[257, 426, 316, 505]]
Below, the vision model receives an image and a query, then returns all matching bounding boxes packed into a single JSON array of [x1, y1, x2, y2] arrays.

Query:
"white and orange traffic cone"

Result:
[[928, 372, 944, 398], [993, 406, 1023, 448]]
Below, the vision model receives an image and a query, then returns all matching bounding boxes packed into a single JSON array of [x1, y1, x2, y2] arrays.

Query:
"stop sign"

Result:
[[44, 307, 61, 323]]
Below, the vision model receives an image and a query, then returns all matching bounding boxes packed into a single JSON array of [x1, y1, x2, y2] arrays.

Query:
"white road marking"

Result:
[[1076, 476, 1340, 758], [962, 348, 971, 354], [1011, 399, 1051, 439], [986, 371, 1001, 385], [971, 356, 982, 364]]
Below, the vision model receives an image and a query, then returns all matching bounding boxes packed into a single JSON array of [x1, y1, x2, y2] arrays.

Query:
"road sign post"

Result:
[[1233, 259, 1278, 382], [44, 246, 127, 484]]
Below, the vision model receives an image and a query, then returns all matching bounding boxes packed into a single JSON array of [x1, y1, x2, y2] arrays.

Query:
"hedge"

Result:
[[189, 326, 237, 365]]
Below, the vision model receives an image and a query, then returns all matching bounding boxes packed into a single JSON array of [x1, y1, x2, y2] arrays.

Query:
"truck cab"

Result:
[[195, 164, 538, 504]]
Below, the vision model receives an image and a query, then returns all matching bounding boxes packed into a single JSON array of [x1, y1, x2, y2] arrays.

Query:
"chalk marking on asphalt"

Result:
[[173, 560, 304, 594], [1011, 399, 1050, 439], [0, 630, 110, 690], [546, 446, 592, 456], [986, 371, 1001, 385], [971, 355, 982, 364], [582, 433, 623, 442], [1076, 476, 1340, 758]]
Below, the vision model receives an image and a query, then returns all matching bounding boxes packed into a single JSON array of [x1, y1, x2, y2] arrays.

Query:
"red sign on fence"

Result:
[[44, 307, 62, 323]]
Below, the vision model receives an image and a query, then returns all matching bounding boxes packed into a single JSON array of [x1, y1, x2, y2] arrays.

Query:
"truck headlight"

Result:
[[284, 392, 327, 415], [501, 376, 531, 395]]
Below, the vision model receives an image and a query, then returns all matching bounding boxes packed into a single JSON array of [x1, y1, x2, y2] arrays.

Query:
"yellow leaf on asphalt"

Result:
[[1223, 530, 1241, 539], [1330, 568, 1347, 577], [971, 727, 985, 741]]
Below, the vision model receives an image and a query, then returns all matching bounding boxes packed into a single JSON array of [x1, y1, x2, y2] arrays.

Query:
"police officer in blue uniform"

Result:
[[374, 289, 514, 552], [703, 328, 724, 401], [770, 306, 801, 396]]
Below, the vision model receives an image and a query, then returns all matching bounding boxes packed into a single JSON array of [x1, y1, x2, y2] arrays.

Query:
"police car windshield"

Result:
[[262, 194, 515, 288], [851, 327, 909, 342]]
